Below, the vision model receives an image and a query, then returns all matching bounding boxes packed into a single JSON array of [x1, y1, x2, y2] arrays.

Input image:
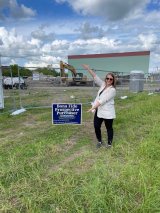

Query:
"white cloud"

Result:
[[72, 37, 118, 52], [28, 38, 42, 47], [0, 0, 36, 20], [24, 56, 62, 68], [0, 27, 23, 49], [75, 22, 106, 39], [0, 24, 159, 69], [0, 0, 159, 70], [51, 40, 69, 50], [138, 33, 158, 49], [31, 25, 55, 42], [0, 27, 42, 60], [56, 0, 149, 21], [10, 1, 36, 19]]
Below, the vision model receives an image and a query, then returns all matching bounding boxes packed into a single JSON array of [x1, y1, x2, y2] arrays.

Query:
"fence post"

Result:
[[17, 65, 23, 109], [0, 55, 4, 109], [10, 66, 17, 111]]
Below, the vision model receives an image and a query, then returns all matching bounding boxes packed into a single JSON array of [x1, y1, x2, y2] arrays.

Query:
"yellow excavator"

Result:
[[60, 61, 87, 86]]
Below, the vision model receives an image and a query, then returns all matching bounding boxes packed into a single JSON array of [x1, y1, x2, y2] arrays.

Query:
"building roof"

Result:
[[68, 51, 150, 59]]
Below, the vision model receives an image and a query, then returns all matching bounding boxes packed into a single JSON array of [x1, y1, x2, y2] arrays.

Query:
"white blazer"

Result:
[[93, 75, 116, 119]]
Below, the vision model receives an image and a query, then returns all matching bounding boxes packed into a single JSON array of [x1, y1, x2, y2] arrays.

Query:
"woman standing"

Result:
[[82, 64, 116, 148]]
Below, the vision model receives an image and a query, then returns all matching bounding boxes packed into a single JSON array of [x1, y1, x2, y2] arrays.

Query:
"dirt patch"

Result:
[[74, 157, 96, 175], [47, 146, 89, 173], [46, 121, 98, 174]]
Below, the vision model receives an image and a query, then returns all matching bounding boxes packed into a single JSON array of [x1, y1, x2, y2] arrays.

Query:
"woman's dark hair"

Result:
[[105, 72, 116, 88]]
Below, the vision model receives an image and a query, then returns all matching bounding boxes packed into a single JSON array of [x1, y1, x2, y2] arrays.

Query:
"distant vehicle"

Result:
[[60, 61, 87, 86], [3, 77, 27, 89]]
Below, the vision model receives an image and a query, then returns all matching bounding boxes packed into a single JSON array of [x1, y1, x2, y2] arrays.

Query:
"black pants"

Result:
[[94, 110, 113, 144]]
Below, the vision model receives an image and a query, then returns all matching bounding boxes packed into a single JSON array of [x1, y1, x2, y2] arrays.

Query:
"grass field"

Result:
[[0, 90, 160, 213]]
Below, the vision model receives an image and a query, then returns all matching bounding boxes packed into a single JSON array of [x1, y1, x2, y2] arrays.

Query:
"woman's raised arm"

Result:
[[82, 64, 96, 78]]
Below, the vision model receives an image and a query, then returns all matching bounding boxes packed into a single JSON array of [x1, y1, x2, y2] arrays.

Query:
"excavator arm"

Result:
[[60, 61, 77, 77], [59, 60, 87, 86]]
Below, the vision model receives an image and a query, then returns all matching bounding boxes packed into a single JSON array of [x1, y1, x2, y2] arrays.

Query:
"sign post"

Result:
[[52, 103, 82, 124]]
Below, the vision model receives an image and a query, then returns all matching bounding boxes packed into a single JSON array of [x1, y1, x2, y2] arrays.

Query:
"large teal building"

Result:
[[68, 51, 150, 78]]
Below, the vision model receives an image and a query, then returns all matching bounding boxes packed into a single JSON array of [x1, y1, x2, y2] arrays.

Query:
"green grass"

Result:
[[0, 92, 160, 213]]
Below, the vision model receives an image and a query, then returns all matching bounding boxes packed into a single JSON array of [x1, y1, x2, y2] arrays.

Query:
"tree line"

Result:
[[2, 64, 60, 77]]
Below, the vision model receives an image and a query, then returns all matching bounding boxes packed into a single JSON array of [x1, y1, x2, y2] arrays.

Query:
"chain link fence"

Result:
[[0, 65, 160, 114]]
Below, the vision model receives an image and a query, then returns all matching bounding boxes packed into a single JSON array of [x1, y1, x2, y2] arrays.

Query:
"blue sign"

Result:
[[52, 103, 82, 124]]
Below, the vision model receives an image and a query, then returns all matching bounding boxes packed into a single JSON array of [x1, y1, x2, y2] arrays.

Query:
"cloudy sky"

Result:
[[0, 0, 160, 72]]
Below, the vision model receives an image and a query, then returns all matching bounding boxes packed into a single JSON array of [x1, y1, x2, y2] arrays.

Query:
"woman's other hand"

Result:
[[82, 64, 90, 70]]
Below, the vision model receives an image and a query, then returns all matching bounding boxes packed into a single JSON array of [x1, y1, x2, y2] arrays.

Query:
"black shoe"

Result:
[[106, 141, 112, 148], [106, 144, 112, 148], [96, 142, 102, 148]]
